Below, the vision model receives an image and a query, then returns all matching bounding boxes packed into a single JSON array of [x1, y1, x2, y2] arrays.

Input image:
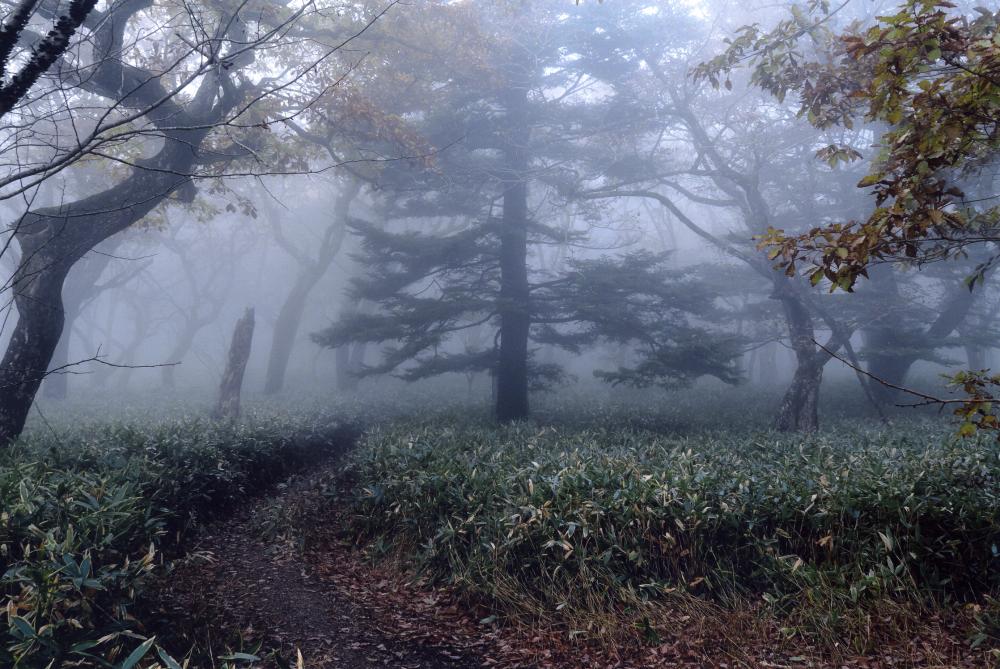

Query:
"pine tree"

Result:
[[312, 1, 740, 418]]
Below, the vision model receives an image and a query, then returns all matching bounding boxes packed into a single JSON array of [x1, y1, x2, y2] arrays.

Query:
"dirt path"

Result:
[[159, 468, 482, 669]]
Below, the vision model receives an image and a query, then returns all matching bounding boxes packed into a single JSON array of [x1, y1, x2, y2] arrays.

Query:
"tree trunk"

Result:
[[332, 296, 367, 391], [42, 312, 73, 400], [774, 293, 822, 432], [162, 320, 202, 389], [263, 278, 312, 395], [0, 119, 209, 445], [775, 360, 822, 432], [41, 244, 121, 400], [334, 342, 368, 391], [862, 270, 981, 400], [0, 0, 250, 446], [350, 342, 366, 373], [760, 343, 777, 385], [214, 308, 255, 422], [263, 180, 360, 395], [0, 255, 70, 443], [335, 344, 357, 391], [863, 336, 915, 402], [334, 344, 352, 390], [495, 84, 531, 423]]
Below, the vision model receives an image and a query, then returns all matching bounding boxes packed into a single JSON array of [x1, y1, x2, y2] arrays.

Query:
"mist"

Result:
[[1, 0, 998, 667]]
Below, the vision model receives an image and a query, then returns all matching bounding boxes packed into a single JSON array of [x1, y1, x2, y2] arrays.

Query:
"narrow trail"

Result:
[[159, 455, 483, 669]]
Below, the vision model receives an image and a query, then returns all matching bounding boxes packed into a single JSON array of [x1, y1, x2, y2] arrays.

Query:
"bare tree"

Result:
[[263, 177, 361, 394], [0, 0, 388, 444], [156, 215, 246, 389]]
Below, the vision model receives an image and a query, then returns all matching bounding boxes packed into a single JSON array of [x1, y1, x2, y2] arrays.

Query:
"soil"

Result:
[[157, 467, 481, 669]]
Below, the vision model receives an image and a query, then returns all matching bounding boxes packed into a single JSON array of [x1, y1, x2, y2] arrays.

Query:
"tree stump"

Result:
[[214, 308, 255, 421]]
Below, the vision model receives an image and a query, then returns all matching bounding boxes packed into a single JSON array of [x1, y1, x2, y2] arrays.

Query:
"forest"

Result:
[[0, 0, 999, 667]]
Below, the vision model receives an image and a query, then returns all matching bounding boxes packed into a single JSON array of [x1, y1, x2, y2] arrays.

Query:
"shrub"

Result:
[[340, 417, 1000, 652], [1, 413, 351, 668]]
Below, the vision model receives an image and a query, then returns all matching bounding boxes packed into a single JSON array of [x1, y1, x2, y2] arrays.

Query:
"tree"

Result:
[[702, 0, 1000, 434], [698, 0, 1000, 289], [309, 1, 744, 419], [41, 238, 127, 399], [214, 307, 255, 421], [535, 252, 743, 390], [0, 0, 374, 444], [156, 212, 247, 390], [552, 0, 882, 430], [853, 260, 994, 401], [314, 242, 741, 396], [263, 177, 361, 394], [250, 2, 435, 395], [305, 1, 556, 419], [0, 0, 99, 119]]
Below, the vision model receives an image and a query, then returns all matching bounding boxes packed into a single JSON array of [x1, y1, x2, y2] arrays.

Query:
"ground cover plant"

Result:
[[336, 407, 1000, 663], [0, 410, 354, 668], [3, 0, 1000, 666], [4, 383, 1000, 667]]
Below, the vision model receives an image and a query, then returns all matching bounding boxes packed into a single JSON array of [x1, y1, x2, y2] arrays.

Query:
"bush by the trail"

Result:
[[341, 418, 1000, 653], [0, 413, 349, 668]]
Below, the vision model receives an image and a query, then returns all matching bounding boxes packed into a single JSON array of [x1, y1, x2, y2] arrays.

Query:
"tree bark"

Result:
[[774, 293, 822, 433], [0, 253, 69, 443], [214, 308, 255, 421], [0, 0, 99, 120], [495, 83, 531, 423]]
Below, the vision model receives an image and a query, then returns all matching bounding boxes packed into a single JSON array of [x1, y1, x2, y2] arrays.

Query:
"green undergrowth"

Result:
[[1, 410, 354, 668], [338, 415, 1000, 656]]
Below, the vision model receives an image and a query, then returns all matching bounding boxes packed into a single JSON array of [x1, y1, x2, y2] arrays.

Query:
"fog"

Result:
[[0, 0, 996, 432], [5, 2, 1000, 666]]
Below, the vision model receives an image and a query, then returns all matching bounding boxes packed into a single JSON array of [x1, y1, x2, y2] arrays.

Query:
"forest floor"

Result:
[[156, 461, 746, 668], [155, 449, 991, 669], [157, 462, 483, 669]]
